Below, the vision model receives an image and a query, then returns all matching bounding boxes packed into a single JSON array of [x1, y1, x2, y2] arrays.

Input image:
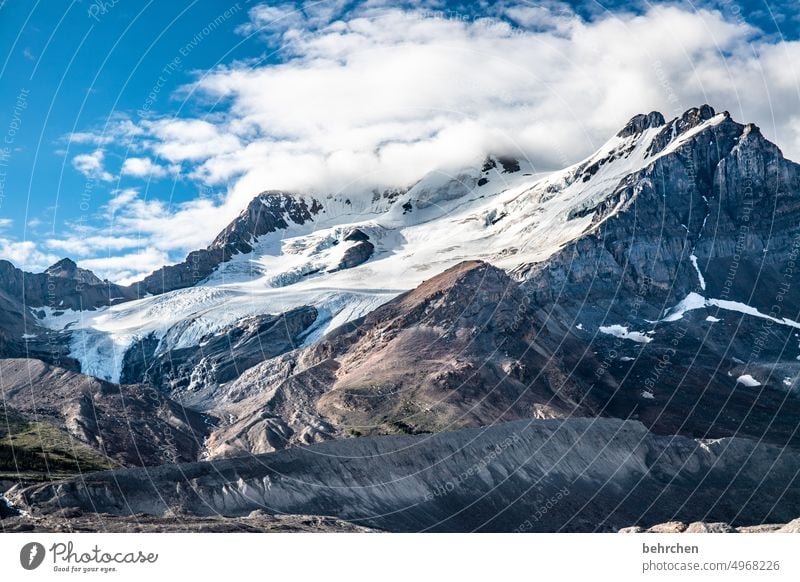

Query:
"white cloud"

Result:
[[121, 157, 168, 178], [45, 235, 143, 256], [72, 149, 114, 182], [77, 247, 171, 286], [106, 188, 139, 215], [147, 2, 799, 206], [111, 195, 233, 254], [144, 119, 242, 163], [0, 218, 12, 230], [0, 238, 59, 272], [236, 3, 306, 36], [68, 118, 145, 146]]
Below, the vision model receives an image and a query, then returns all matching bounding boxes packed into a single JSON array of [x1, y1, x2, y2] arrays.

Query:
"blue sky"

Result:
[[0, 0, 798, 283]]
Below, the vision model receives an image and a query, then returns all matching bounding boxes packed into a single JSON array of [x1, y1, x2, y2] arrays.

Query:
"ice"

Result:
[[652, 113, 728, 159]]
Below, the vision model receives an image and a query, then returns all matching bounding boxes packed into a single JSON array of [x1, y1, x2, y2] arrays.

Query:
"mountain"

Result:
[[39, 107, 799, 386], [0, 258, 135, 311], [4, 104, 800, 531], [76, 103, 797, 457], [133, 193, 325, 295], [517, 105, 800, 446], [24, 106, 800, 441], [0, 257, 140, 370]]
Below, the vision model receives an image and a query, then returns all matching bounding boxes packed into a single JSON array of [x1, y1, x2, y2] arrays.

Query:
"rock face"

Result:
[[311, 261, 590, 433], [0, 289, 69, 365], [0, 358, 211, 466], [134, 192, 323, 295], [44, 258, 103, 286], [343, 228, 369, 242], [0, 259, 112, 367], [516, 105, 800, 447], [203, 358, 342, 457], [335, 240, 374, 270], [616, 110, 666, 138], [10, 418, 800, 533], [119, 305, 318, 407]]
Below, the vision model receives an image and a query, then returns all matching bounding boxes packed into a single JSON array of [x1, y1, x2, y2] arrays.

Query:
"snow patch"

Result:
[[599, 324, 653, 343], [662, 292, 707, 322], [689, 254, 706, 290], [661, 292, 800, 329], [736, 374, 761, 387], [654, 113, 728, 159]]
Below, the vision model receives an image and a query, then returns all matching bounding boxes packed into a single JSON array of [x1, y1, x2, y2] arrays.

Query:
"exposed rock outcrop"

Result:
[[119, 305, 318, 407], [620, 518, 800, 533], [335, 240, 374, 270], [0, 358, 212, 466], [617, 110, 666, 138]]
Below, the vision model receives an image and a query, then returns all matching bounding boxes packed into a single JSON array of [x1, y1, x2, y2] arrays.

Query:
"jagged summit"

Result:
[[45, 257, 104, 285], [614, 104, 735, 155], [617, 110, 666, 137], [615, 105, 723, 140], [45, 257, 78, 276], [676, 103, 719, 129], [210, 191, 323, 255]]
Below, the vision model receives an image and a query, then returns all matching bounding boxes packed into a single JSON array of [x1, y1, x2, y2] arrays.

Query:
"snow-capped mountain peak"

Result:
[[38, 105, 758, 384]]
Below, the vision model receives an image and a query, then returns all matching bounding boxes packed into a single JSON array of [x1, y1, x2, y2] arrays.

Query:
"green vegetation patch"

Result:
[[0, 408, 115, 481]]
